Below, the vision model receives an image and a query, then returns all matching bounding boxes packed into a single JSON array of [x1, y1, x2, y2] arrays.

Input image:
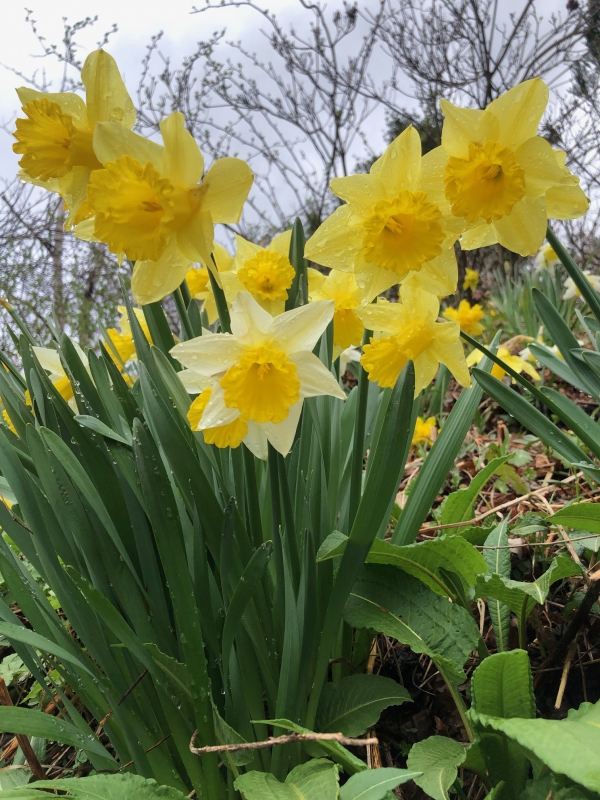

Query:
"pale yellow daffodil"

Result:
[[218, 231, 294, 317], [171, 292, 346, 457], [412, 416, 437, 447], [467, 346, 540, 382], [33, 344, 90, 408], [308, 268, 365, 356], [443, 299, 485, 336], [562, 272, 600, 300], [304, 126, 462, 301], [12, 50, 135, 228], [534, 243, 561, 271], [423, 79, 588, 256], [357, 283, 471, 395], [85, 111, 253, 305]]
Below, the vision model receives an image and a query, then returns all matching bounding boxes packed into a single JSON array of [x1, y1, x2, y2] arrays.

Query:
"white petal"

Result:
[[178, 369, 212, 394], [230, 292, 274, 345], [243, 422, 269, 460], [33, 347, 65, 378], [262, 399, 304, 456], [271, 300, 334, 354], [198, 381, 241, 429], [290, 351, 346, 400], [171, 334, 244, 376]]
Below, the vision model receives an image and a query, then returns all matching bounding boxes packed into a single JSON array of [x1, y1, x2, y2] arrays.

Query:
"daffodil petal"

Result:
[[370, 126, 421, 193], [82, 49, 136, 127], [420, 146, 451, 212], [243, 422, 269, 460], [439, 100, 487, 157], [355, 264, 398, 303], [171, 333, 244, 377], [330, 174, 386, 208], [414, 351, 440, 395], [178, 210, 214, 266], [93, 122, 164, 171], [304, 205, 362, 269], [17, 87, 88, 128], [307, 267, 327, 297], [33, 347, 65, 377], [131, 237, 191, 305], [60, 166, 93, 227], [289, 351, 346, 399], [546, 184, 589, 220], [72, 218, 99, 243], [460, 223, 498, 250], [234, 234, 262, 268], [212, 242, 235, 273], [271, 299, 334, 354], [492, 195, 547, 256], [198, 381, 241, 429], [268, 229, 293, 258], [178, 369, 212, 394], [406, 246, 457, 297], [160, 112, 204, 187], [261, 399, 304, 456], [429, 339, 471, 388], [400, 282, 439, 321], [202, 158, 253, 223], [487, 78, 549, 150], [229, 292, 274, 344], [356, 303, 403, 335], [516, 136, 569, 197]]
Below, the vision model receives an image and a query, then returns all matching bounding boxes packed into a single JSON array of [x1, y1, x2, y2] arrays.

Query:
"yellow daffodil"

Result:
[[33, 344, 90, 407], [84, 111, 253, 305], [185, 244, 234, 324], [12, 50, 135, 227], [2, 410, 16, 435], [412, 416, 437, 447], [356, 282, 471, 395], [219, 232, 294, 316], [467, 346, 540, 382], [562, 272, 600, 300], [171, 292, 346, 457], [105, 306, 152, 366], [304, 127, 463, 301], [423, 79, 588, 256], [535, 243, 560, 271], [463, 268, 479, 291], [443, 300, 485, 336], [308, 268, 365, 356]]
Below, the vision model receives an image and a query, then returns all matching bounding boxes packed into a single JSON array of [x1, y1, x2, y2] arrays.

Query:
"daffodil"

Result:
[[463, 268, 479, 291], [33, 344, 90, 408], [304, 127, 463, 301], [84, 111, 253, 305], [423, 79, 588, 256], [12, 50, 135, 227], [308, 268, 365, 356], [2, 410, 16, 435], [534, 243, 560, 271], [412, 416, 437, 447], [562, 273, 600, 300], [105, 306, 153, 366], [171, 292, 346, 457], [184, 244, 234, 324], [467, 346, 540, 382], [218, 232, 294, 316], [356, 282, 471, 395], [443, 300, 485, 336]]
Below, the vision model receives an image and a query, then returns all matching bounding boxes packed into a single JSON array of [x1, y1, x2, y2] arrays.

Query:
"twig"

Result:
[[189, 731, 378, 755], [97, 669, 149, 728], [554, 640, 578, 709], [0, 677, 45, 780]]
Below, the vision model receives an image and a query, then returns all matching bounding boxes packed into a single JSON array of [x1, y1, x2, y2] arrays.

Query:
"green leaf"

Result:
[[317, 533, 486, 600], [0, 620, 94, 677], [440, 456, 510, 526], [0, 773, 188, 798], [0, 766, 32, 791], [547, 502, 600, 534], [316, 674, 411, 737], [74, 415, 132, 446], [471, 650, 535, 720], [344, 566, 480, 672], [235, 759, 339, 800], [406, 736, 467, 800], [482, 522, 511, 652], [339, 768, 422, 800], [0, 708, 116, 769], [471, 699, 600, 793]]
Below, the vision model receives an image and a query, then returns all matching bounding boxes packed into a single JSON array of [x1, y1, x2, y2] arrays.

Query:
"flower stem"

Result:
[[173, 287, 195, 340], [547, 224, 600, 323], [348, 329, 372, 527], [210, 256, 232, 333]]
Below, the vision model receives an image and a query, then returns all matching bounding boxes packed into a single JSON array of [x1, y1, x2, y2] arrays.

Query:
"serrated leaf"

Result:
[[0, 773, 188, 798], [440, 456, 509, 526], [547, 502, 600, 534], [234, 759, 339, 800], [316, 674, 411, 737], [343, 566, 480, 671], [339, 768, 422, 800], [406, 736, 466, 800]]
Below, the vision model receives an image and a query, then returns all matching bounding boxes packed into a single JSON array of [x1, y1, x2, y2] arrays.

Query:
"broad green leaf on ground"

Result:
[[520, 774, 597, 799], [0, 766, 31, 791], [475, 555, 582, 623], [440, 456, 509, 526], [252, 719, 366, 775], [343, 566, 480, 674], [471, 699, 600, 793], [316, 674, 411, 737], [0, 773, 188, 798], [547, 502, 600, 535], [481, 522, 511, 652], [0, 708, 116, 770], [234, 759, 339, 800], [471, 650, 535, 720], [406, 737, 466, 800], [339, 768, 422, 800], [318, 534, 486, 599]]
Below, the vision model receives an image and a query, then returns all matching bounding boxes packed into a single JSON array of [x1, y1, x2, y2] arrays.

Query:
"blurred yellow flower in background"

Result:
[[462, 268, 479, 291], [412, 416, 437, 447], [105, 306, 152, 367], [467, 345, 540, 382], [443, 300, 485, 336], [562, 272, 600, 300], [535, 243, 560, 271]]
